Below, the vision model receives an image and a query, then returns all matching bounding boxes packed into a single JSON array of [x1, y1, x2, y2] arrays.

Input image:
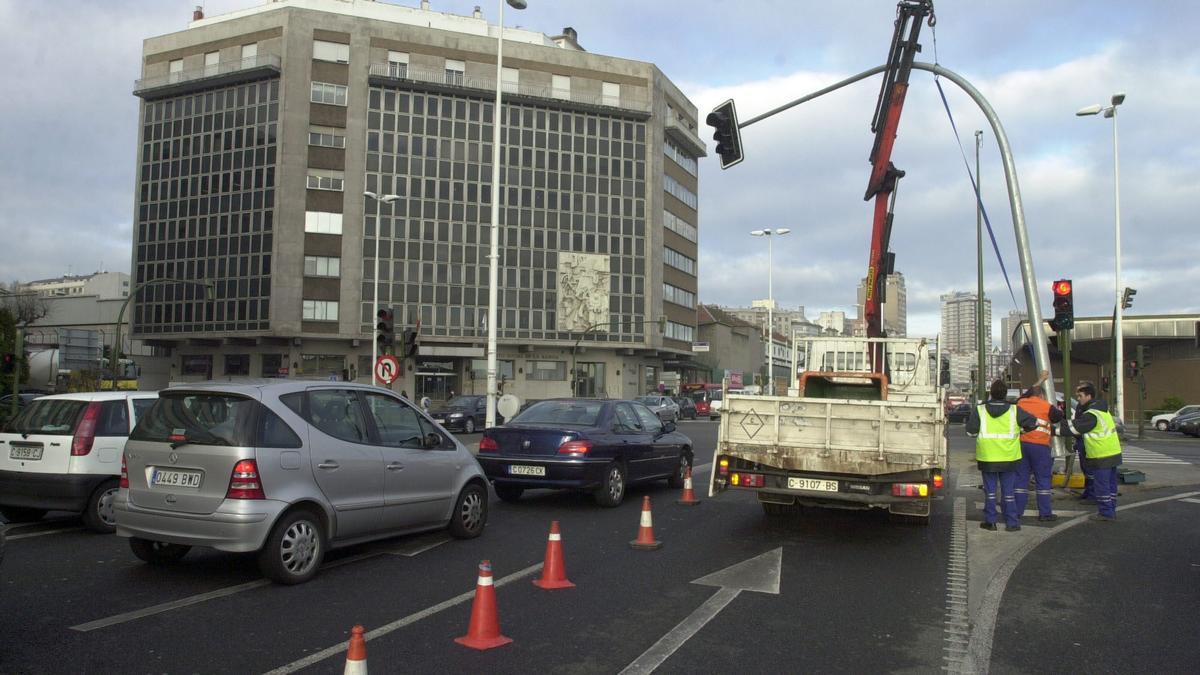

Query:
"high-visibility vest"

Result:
[[1018, 397, 1053, 445], [1082, 409, 1122, 459], [976, 405, 1022, 463]]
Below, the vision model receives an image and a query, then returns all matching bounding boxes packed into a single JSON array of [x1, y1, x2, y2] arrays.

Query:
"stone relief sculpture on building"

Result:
[[557, 252, 610, 331]]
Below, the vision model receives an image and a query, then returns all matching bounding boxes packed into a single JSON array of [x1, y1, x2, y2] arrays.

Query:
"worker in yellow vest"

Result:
[[967, 379, 1038, 531], [1063, 381, 1123, 521]]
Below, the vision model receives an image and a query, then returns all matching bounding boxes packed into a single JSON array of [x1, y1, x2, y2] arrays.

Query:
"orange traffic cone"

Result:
[[676, 467, 701, 506], [629, 496, 663, 550], [533, 520, 575, 589], [343, 624, 367, 675], [455, 560, 513, 650]]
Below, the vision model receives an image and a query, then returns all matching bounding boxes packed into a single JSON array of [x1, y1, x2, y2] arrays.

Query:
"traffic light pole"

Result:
[[7, 327, 22, 420]]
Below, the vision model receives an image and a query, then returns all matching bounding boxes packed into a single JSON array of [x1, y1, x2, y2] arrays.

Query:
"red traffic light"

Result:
[[1053, 280, 1072, 296]]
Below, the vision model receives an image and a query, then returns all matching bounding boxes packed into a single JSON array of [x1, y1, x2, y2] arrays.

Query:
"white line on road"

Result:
[[1181, 498, 1200, 505], [618, 588, 741, 675], [6, 527, 82, 540], [262, 561, 544, 675]]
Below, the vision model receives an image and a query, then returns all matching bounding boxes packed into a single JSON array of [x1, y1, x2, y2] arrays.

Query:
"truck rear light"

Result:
[[71, 402, 102, 456], [730, 472, 765, 488], [891, 483, 929, 497], [120, 452, 129, 489], [478, 436, 499, 452], [557, 439, 593, 455], [226, 459, 265, 500], [718, 458, 729, 475], [932, 471, 945, 490]]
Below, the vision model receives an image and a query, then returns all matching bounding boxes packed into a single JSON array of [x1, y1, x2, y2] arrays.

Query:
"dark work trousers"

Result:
[[1076, 438, 1095, 499], [1015, 442, 1054, 517], [1092, 465, 1119, 518], [981, 470, 1019, 527]]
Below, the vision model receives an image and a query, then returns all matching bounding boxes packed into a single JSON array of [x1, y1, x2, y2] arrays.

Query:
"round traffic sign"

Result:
[[375, 354, 400, 385]]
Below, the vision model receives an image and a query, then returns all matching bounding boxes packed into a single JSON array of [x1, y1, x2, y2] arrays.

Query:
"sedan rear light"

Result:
[[730, 472, 765, 488], [478, 436, 499, 452], [557, 439, 593, 456], [71, 402, 102, 456], [891, 483, 929, 497], [226, 459, 265, 500], [119, 453, 129, 489]]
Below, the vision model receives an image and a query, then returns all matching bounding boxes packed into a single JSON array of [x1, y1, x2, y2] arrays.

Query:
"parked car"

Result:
[[635, 395, 680, 422], [673, 396, 698, 420], [0, 391, 158, 533], [1176, 414, 1200, 437], [428, 395, 498, 434], [1156, 405, 1200, 431], [946, 403, 972, 424], [114, 382, 488, 585], [1170, 410, 1200, 434], [477, 398, 693, 507]]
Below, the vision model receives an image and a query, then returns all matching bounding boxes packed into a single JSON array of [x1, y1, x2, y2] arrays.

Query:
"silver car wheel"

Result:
[[459, 490, 485, 532], [97, 486, 118, 526], [280, 520, 320, 576], [607, 466, 625, 502]]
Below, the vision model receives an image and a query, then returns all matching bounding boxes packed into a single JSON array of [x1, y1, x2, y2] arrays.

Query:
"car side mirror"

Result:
[[662, 421, 676, 433], [424, 432, 444, 449]]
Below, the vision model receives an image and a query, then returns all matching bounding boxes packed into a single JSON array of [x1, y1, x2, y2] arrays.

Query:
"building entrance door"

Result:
[[575, 362, 606, 398], [416, 374, 456, 403]]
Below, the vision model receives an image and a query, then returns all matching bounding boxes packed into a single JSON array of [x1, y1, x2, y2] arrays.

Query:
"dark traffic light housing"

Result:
[[376, 308, 395, 351], [1121, 287, 1136, 310], [1, 352, 15, 375], [1050, 279, 1074, 331], [706, 99, 744, 170], [402, 328, 419, 358], [1137, 344, 1151, 370]]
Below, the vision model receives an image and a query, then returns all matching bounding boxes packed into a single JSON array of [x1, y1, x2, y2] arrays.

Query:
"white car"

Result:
[[1151, 404, 1200, 432], [0, 391, 157, 532]]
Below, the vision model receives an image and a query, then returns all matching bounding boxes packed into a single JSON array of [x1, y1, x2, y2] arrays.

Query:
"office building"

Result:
[[129, 0, 704, 400], [1000, 309, 1027, 357], [940, 291, 991, 355], [856, 271, 907, 337]]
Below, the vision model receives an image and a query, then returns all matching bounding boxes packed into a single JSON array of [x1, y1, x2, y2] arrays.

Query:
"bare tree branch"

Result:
[[1, 281, 51, 326]]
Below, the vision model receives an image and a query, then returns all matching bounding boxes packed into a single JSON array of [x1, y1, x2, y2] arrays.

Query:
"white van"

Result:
[[0, 391, 157, 532]]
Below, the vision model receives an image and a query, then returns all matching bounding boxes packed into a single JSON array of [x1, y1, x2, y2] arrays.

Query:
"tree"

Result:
[[0, 282, 50, 326]]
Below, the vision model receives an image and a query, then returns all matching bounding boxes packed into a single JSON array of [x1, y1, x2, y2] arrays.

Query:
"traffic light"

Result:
[[1137, 344, 1151, 370], [706, 99, 744, 170], [403, 328, 419, 358], [1050, 279, 1074, 330], [1, 353, 14, 375], [376, 308, 395, 352], [1121, 287, 1136, 310]]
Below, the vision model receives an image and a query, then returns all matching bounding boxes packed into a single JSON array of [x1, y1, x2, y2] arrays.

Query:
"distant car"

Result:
[[1156, 405, 1200, 432], [115, 382, 488, 585], [946, 403, 972, 424], [1170, 411, 1200, 434], [477, 398, 693, 507], [673, 396, 698, 420], [635, 395, 680, 422], [0, 391, 158, 533], [428, 395, 498, 434]]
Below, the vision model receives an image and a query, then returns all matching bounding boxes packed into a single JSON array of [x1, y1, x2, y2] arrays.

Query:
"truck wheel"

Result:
[[593, 463, 626, 507], [82, 479, 120, 534]]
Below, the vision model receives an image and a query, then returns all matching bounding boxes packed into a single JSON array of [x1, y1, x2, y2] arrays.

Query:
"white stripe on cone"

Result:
[[345, 657, 367, 675], [477, 575, 494, 587], [640, 509, 653, 527], [548, 533, 561, 541]]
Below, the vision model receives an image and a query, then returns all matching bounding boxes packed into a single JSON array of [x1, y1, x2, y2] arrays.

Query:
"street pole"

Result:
[[364, 192, 399, 385], [1111, 103, 1124, 422], [8, 328, 22, 419], [766, 232, 774, 395], [975, 129, 986, 399]]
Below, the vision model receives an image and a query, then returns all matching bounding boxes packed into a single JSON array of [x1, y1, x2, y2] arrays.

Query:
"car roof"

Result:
[[29, 391, 158, 402], [162, 380, 396, 397]]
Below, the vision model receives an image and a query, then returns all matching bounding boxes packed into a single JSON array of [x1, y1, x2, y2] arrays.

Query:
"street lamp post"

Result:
[[364, 191, 400, 384], [486, 0, 527, 428], [1077, 92, 1126, 419], [112, 278, 214, 389], [975, 129, 987, 401], [750, 228, 790, 395]]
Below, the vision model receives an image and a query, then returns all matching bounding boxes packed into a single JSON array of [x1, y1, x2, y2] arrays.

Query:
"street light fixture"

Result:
[[750, 228, 790, 395], [485, 0, 528, 429], [112, 278, 214, 390], [1077, 91, 1126, 419], [364, 191, 400, 385]]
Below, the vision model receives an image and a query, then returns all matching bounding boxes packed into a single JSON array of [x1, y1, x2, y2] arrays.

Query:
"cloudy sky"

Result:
[[2, 0, 1197, 338]]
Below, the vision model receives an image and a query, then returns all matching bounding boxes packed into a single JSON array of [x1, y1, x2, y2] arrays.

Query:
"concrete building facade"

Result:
[[856, 271, 907, 337], [129, 0, 704, 401], [23, 272, 130, 300]]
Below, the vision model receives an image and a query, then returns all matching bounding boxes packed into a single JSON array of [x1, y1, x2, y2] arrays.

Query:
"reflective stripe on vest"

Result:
[[976, 405, 1022, 462], [1018, 397, 1052, 445], [1083, 409, 1121, 459]]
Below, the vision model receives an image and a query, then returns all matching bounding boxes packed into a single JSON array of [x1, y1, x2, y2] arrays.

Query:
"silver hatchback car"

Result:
[[114, 381, 489, 584]]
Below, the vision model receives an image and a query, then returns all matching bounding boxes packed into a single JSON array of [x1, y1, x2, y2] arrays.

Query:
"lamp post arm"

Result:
[[111, 278, 214, 389]]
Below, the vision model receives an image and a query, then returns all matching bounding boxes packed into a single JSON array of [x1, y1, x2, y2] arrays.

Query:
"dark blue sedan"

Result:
[[477, 398, 694, 507]]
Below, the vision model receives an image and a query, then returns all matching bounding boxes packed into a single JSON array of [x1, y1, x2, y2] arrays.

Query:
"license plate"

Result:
[[10, 446, 42, 461], [509, 465, 545, 476], [788, 477, 838, 492], [151, 468, 203, 488]]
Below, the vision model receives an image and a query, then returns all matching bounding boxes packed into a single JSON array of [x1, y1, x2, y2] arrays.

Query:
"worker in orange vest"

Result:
[[1014, 372, 1064, 522]]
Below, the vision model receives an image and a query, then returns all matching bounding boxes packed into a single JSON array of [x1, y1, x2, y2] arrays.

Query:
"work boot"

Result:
[[1005, 524, 1021, 532], [979, 522, 997, 531], [1037, 514, 1059, 522], [1088, 514, 1116, 523]]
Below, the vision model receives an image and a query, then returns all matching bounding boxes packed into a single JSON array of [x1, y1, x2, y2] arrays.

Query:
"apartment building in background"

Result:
[[940, 290, 992, 389], [856, 271, 907, 337], [129, 0, 705, 400]]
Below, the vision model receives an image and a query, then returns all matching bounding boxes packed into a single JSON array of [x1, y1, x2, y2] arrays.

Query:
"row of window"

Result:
[[665, 321, 696, 342], [663, 283, 696, 309], [664, 138, 698, 176], [166, 43, 258, 80], [304, 255, 340, 278], [309, 126, 346, 148], [664, 247, 696, 275], [307, 171, 345, 191], [383, 52, 622, 105], [303, 300, 339, 322], [664, 174, 698, 210], [311, 82, 348, 106], [663, 210, 697, 242]]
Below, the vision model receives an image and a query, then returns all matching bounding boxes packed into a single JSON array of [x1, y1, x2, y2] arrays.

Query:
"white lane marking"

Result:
[[1120, 448, 1189, 465], [3, 517, 76, 530], [967, 489, 1200, 672], [262, 561, 544, 675], [71, 551, 383, 632], [1181, 498, 1200, 505], [6, 527, 82, 540], [621, 548, 782, 675], [380, 533, 451, 557]]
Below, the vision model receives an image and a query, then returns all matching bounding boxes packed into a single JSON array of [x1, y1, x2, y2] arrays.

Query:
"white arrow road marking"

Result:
[[6, 527, 82, 540], [1181, 497, 1200, 505], [620, 547, 782, 675]]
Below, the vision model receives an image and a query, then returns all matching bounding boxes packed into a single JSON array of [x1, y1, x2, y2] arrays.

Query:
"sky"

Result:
[[1, 0, 1197, 339]]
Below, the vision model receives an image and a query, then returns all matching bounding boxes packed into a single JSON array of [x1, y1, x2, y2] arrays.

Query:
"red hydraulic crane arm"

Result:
[[862, 0, 935, 351]]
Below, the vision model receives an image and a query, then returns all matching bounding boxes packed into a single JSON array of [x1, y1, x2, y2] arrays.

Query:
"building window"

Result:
[[300, 354, 344, 376], [501, 66, 519, 94], [181, 354, 212, 376], [664, 175, 697, 209], [302, 300, 339, 321], [551, 74, 570, 100], [307, 170, 344, 191], [224, 354, 250, 376], [470, 359, 514, 380], [308, 125, 346, 148], [304, 255, 341, 277], [664, 247, 696, 275], [311, 82, 348, 106], [241, 43, 258, 61], [305, 211, 343, 234], [444, 59, 465, 86], [663, 283, 696, 309], [526, 360, 566, 381], [663, 210, 697, 242], [204, 51, 219, 76], [313, 39, 350, 64], [664, 138, 698, 176], [168, 59, 183, 83], [602, 82, 620, 107], [665, 321, 695, 342], [387, 51, 409, 78]]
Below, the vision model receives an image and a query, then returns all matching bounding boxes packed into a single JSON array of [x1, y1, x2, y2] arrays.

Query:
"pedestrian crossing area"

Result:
[[1121, 447, 1191, 466]]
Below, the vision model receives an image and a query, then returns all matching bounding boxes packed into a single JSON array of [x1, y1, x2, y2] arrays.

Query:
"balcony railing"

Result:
[[368, 63, 651, 115], [134, 54, 282, 98], [665, 113, 707, 158]]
